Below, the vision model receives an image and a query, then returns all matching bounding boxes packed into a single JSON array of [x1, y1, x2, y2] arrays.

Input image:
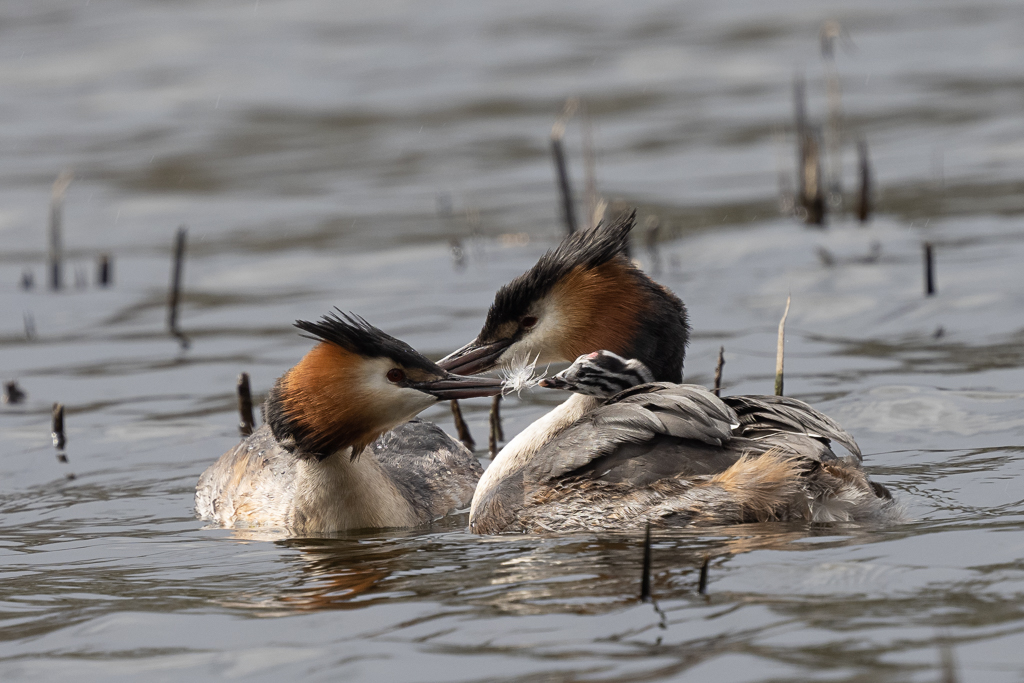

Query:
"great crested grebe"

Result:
[[476, 351, 898, 532], [196, 312, 502, 534], [438, 212, 897, 534]]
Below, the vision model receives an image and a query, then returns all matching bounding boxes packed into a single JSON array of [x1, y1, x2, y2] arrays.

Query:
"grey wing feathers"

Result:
[[722, 394, 861, 460], [525, 383, 739, 483]]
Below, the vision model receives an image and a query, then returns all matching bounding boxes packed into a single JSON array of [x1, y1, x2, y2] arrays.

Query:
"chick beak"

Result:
[[437, 338, 513, 375], [538, 376, 573, 391], [411, 372, 504, 400]]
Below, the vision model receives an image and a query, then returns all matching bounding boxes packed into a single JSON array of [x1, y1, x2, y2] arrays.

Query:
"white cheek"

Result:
[[500, 303, 567, 366], [359, 360, 436, 424]]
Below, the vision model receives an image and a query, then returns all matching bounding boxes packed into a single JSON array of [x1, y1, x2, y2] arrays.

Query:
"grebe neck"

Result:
[[470, 393, 602, 518]]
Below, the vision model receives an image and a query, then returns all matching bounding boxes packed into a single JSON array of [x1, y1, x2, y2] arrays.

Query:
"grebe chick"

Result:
[[470, 351, 898, 534], [195, 312, 502, 534]]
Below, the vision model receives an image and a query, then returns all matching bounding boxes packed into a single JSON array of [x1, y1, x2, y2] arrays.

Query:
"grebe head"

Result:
[[439, 211, 689, 382], [266, 311, 502, 460], [538, 350, 654, 397]]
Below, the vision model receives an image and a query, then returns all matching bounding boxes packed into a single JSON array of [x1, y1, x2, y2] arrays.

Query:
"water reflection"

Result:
[[219, 522, 898, 619]]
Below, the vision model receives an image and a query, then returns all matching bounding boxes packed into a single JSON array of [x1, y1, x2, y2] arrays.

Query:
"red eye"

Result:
[[386, 368, 405, 383], [521, 316, 538, 329]]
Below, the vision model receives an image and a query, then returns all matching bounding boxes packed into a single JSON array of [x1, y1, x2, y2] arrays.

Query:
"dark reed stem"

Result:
[[551, 99, 579, 235], [167, 226, 189, 347], [713, 346, 725, 397], [48, 171, 73, 291], [924, 242, 936, 296], [775, 295, 791, 396], [640, 523, 652, 602], [551, 138, 576, 235], [698, 554, 710, 595], [488, 395, 503, 457], [237, 372, 255, 437], [97, 253, 112, 287], [450, 400, 475, 451], [52, 403, 67, 462], [857, 137, 872, 223]]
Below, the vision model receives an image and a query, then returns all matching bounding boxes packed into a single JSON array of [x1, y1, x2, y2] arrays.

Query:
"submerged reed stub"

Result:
[[698, 554, 710, 595], [924, 242, 936, 296], [167, 226, 189, 348], [51, 402, 68, 463], [97, 253, 113, 287], [857, 138, 872, 223]]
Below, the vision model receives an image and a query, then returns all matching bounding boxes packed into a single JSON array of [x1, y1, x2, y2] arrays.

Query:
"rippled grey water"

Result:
[[2, 1, 1024, 681]]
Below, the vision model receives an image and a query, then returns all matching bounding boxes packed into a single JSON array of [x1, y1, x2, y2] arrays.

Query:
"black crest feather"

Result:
[[295, 311, 438, 375], [479, 211, 635, 340]]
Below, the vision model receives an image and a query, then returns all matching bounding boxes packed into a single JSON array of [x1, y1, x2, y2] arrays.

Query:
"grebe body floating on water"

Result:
[[438, 213, 898, 534], [472, 351, 898, 533], [196, 312, 502, 534]]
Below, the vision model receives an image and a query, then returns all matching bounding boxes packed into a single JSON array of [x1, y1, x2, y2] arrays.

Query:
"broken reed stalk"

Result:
[[698, 554, 710, 595], [52, 402, 68, 462], [857, 138, 872, 223], [551, 98, 579, 235], [488, 395, 503, 457], [450, 400, 475, 451], [48, 171, 73, 291], [640, 522, 652, 602], [775, 295, 791, 396], [237, 372, 255, 437], [97, 253, 112, 287], [924, 243, 936, 296], [713, 346, 725, 397], [167, 226, 189, 347]]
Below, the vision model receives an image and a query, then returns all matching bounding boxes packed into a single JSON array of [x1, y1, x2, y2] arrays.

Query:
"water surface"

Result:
[[2, 1, 1024, 681]]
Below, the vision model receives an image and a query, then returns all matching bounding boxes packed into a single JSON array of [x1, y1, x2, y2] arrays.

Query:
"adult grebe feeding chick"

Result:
[[196, 312, 502, 534], [439, 212, 898, 533]]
